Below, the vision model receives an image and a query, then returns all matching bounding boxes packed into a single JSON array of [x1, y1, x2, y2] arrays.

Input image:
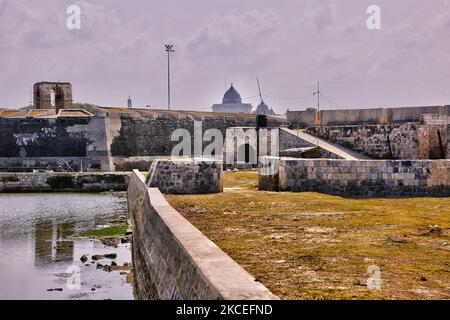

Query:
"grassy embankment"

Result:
[[166, 171, 450, 300]]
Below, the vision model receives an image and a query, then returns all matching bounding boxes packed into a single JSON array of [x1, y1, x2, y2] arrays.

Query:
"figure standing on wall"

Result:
[[127, 96, 132, 109]]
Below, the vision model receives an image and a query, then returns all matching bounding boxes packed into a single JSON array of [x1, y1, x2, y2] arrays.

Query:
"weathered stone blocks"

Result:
[[306, 123, 448, 160], [128, 170, 278, 300], [0, 172, 130, 192], [146, 158, 223, 194], [259, 157, 450, 197]]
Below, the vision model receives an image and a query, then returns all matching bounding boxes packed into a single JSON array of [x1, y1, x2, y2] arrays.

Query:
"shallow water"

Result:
[[0, 193, 134, 300]]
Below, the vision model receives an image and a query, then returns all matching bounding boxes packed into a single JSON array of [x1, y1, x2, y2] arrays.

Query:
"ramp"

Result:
[[281, 128, 372, 160]]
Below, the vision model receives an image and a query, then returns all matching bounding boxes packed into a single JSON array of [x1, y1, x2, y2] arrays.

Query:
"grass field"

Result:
[[166, 171, 450, 300]]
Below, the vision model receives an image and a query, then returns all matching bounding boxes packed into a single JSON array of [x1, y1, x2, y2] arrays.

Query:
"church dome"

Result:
[[256, 100, 270, 115], [222, 84, 242, 104]]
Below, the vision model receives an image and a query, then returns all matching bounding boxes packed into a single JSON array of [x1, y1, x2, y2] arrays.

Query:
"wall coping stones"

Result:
[[259, 157, 450, 197], [0, 172, 130, 192], [128, 170, 278, 300]]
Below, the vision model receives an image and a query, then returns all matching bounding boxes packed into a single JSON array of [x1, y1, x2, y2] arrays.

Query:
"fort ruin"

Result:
[[1, 83, 450, 301], [33, 81, 73, 112], [1, 86, 450, 198]]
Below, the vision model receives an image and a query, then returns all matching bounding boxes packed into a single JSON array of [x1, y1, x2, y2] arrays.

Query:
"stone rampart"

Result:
[[287, 105, 450, 128], [0, 109, 286, 172], [259, 157, 450, 197], [147, 158, 223, 194], [128, 170, 278, 300], [306, 123, 449, 159], [0, 172, 130, 192]]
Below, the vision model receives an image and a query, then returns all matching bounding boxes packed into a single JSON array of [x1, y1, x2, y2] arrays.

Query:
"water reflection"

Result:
[[34, 221, 75, 267], [0, 193, 133, 300]]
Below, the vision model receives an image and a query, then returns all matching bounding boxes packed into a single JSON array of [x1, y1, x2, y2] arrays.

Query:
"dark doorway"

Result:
[[54, 87, 65, 112], [244, 143, 250, 163], [238, 143, 256, 164]]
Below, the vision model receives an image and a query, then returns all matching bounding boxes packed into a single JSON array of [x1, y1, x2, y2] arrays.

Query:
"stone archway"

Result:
[[238, 143, 256, 164], [33, 82, 73, 112]]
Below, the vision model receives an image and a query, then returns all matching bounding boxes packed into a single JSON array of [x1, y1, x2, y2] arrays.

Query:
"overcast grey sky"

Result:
[[1, 0, 450, 112]]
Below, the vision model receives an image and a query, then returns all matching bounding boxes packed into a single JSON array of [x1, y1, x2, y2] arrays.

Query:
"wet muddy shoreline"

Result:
[[0, 193, 134, 300]]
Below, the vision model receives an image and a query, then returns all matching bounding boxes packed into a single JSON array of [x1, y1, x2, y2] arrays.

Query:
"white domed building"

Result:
[[256, 100, 276, 116], [212, 84, 253, 114]]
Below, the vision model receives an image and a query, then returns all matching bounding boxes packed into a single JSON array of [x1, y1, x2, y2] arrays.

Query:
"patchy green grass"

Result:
[[80, 224, 128, 237], [166, 171, 450, 300]]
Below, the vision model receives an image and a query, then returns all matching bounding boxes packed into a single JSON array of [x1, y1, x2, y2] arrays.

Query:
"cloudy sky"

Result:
[[1, 0, 450, 113]]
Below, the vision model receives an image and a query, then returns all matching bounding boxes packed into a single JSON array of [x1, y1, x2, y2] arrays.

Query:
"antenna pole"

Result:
[[257, 77, 263, 102], [316, 81, 320, 112], [313, 81, 321, 126]]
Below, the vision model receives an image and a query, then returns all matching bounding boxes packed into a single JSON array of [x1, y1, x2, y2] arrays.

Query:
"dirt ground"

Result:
[[166, 171, 450, 300]]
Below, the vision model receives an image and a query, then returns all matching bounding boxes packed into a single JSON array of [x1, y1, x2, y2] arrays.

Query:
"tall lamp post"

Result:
[[165, 44, 175, 110]]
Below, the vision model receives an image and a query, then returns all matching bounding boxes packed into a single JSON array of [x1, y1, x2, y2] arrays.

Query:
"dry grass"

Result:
[[166, 171, 450, 300]]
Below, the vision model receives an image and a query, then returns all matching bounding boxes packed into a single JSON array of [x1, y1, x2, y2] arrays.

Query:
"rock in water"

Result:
[[104, 253, 117, 259]]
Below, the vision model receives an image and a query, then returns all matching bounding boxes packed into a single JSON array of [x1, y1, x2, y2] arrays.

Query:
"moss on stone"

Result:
[[80, 224, 128, 237], [46, 175, 75, 189], [0, 175, 20, 182]]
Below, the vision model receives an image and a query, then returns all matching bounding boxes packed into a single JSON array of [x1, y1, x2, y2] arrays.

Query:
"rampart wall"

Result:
[[128, 170, 278, 300], [287, 105, 450, 128], [0, 172, 130, 192], [259, 157, 450, 197]]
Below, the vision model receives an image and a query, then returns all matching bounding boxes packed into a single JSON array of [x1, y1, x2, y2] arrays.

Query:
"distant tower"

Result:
[[127, 96, 132, 109]]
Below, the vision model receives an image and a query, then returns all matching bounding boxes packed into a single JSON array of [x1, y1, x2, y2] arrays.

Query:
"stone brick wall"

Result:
[[0, 117, 90, 158], [0, 115, 110, 171], [421, 113, 450, 125], [147, 159, 223, 194], [109, 113, 285, 158], [128, 170, 278, 300], [0, 109, 286, 172], [0, 157, 102, 173], [421, 114, 450, 159], [259, 157, 450, 197], [306, 123, 448, 159], [287, 105, 450, 128], [0, 172, 130, 192], [279, 128, 314, 149]]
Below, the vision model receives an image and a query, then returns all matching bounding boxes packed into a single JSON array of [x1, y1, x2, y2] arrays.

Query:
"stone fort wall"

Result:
[[0, 116, 104, 172], [306, 122, 449, 160], [0, 108, 286, 172], [146, 159, 223, 194], [259, 157, 450, 197], [128, 170, 278, 300], [287, 105, 450, 128], [0, 172, 130, 192]]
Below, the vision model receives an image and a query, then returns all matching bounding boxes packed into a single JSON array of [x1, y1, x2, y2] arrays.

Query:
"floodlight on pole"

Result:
[[165, 44, 175, 110]]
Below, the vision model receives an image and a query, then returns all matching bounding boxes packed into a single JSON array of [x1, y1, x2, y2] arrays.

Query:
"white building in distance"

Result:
[[212, 84, 253, 114]]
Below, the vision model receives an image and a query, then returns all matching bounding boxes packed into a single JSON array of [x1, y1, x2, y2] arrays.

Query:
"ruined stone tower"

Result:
[[33, 82, 73, 112]]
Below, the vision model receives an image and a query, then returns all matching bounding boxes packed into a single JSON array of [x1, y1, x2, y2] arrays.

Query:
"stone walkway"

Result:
[[281, 128, 372, 160]]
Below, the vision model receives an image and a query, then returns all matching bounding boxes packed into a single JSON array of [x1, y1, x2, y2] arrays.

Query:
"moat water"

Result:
[[0, 193, 134, 300]]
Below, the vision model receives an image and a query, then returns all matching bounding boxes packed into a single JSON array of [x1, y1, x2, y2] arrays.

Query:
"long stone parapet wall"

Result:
[[287, 105, 450, 127], [306, 122, 449, 160], [147, 158, 223, 194], [0, 107, 286, 172], [259, 157, 450, 197], [0, 172, 130, 192], [128, 170, 278, 300]]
